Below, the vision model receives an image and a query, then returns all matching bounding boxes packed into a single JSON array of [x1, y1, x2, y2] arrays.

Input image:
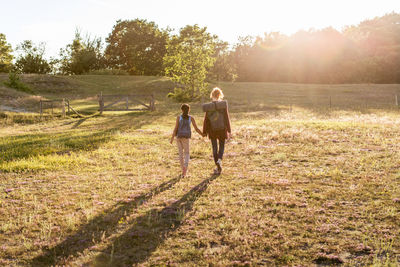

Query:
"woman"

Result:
[[203, 87, 231, 174]]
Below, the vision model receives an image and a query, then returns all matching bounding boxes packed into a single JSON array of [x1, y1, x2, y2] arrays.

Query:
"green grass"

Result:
[[0, 75, 400, 266]]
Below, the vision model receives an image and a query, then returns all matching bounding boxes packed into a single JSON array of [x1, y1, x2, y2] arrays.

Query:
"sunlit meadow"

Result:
[[0, 75, 399, 266]]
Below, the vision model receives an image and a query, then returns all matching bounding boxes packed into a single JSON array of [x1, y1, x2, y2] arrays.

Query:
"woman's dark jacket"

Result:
[[203, 101, 231, 140]]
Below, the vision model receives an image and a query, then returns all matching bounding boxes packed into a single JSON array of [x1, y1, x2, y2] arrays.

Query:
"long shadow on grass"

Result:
[[92, 174, 219, 266], [72, 117, 90, 128], [29, 175, 183, 266]]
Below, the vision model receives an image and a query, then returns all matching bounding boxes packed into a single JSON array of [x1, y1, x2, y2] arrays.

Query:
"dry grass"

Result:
[[0, 75, 400, 266]]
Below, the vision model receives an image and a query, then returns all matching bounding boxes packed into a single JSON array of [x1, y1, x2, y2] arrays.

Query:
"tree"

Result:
[[105, 19, 169, 75], [231, 36, 254, 82], [0, 33, 13, 73], [14, 40, 52, 74], [226, 12, 400, 83], [59, 30, 104, 75], [208, 40, 237, 82], [249, 32, 289, 82], [164, 25, 217, 101], [343, 12, 400, 83]]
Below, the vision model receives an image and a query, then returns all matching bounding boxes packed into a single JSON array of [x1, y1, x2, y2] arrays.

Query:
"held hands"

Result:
[[170, 136, 174, 144], [196, 129, 206, 138]]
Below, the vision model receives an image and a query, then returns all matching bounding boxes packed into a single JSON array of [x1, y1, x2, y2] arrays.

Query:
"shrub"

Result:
[[3, 72, 34, 94], [167, 87, 194, 102]]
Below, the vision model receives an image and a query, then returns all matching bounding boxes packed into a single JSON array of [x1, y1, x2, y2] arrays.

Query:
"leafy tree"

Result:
[[249, 32, 290, 82], [226, 12, 400, 83], [59, 30, 104, 75], [164, 25, 217, 101], [14, 40, 52, 74], [208, 40, 237, 82], [105, 19, 169, 75], [0, 33, 13, 73], [231, 36, 254, 82], [344, 12, 400, 83]]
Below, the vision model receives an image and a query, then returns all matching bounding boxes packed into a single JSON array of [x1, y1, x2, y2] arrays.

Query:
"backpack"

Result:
[[203, 101, 227, 131], [177, 115, 191, 138]]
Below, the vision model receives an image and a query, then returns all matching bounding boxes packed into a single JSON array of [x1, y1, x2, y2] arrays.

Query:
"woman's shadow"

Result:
[[30, 174, 219, 266]]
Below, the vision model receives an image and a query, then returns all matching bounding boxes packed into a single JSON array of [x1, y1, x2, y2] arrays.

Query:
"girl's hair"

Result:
[[181, 103, 190, 119], [210, 87, 224, 100]]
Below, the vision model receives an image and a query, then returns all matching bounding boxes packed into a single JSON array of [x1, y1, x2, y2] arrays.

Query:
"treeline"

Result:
[[0, 12, 399, 83], [233, 12, 400, 83]]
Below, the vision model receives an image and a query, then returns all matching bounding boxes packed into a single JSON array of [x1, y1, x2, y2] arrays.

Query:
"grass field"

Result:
[[1, 75, 400, 266]]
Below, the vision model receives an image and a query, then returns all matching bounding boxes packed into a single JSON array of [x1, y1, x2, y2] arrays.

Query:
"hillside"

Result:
[[0, 74, 175, 117], [0, 73, 174, 100]]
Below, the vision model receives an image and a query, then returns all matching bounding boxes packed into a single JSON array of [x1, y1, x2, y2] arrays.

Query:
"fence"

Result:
[[39, 99, 68, 118], [97, 92, 155, 114], [39, 93, 155, 118]]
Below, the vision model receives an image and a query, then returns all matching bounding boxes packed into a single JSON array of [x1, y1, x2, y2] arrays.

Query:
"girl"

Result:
[[203, 87, 232, 174], [170, 104, 204, 177]]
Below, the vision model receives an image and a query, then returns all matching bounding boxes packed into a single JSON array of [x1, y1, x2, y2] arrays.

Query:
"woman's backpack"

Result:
[[202, 101, 227, 131], [177, 115, 191, 138]]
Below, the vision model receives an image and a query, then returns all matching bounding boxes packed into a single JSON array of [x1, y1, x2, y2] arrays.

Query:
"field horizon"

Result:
[[1, 74, 400, 266], [1, 73, 400, 116]]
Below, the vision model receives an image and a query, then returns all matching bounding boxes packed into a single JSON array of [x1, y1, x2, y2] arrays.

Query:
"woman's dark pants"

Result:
[[211, 138, 225, 164]]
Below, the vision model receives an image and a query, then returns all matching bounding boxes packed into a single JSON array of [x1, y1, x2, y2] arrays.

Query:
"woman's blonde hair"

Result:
[[210, 87, 224, 100]]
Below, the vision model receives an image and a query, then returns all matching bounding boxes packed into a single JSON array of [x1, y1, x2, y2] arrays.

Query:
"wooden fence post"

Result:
[[150, 93, 155, 111], [99, 92, 104, 114], [62, 98, 66, 118], [126, 96, 129, 110], [51, 101, 54, 115], [67, 100, 70, 114], [40, 99, 43, 119]]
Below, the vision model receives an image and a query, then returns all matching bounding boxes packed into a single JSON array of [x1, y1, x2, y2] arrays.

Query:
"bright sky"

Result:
[[1, 0, 399, 58]]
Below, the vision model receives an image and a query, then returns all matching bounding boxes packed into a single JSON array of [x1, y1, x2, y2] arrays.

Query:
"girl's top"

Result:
[[203, 101, 231, 140], [176, 115, 191, 138]]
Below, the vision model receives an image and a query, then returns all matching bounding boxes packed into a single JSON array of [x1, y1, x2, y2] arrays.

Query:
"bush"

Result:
[[168, 86, 210, 102], [3, 72, 34, 94], [167, 87, 194, 102]]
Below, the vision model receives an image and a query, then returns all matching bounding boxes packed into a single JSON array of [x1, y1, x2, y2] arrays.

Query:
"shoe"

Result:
[[213, 168, 220, 175], [216, 159, 222, 173]]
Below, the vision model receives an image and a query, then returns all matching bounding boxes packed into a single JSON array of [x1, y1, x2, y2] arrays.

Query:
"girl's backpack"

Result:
[[177, 115, 191, 138], [202, 101, 227, 131]]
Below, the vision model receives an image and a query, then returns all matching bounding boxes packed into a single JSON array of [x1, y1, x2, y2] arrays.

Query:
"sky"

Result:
[[1, 0, 400, 58]]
